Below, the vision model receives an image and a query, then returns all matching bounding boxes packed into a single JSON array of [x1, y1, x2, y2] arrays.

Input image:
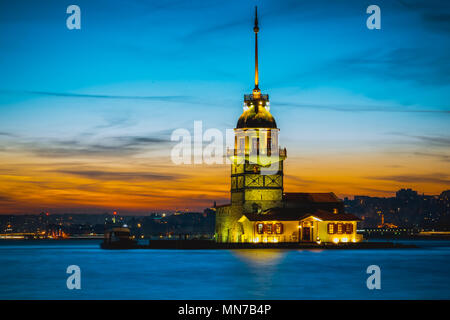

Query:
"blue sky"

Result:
[[0, 0, 449, 213], [1, 0, 449, 135]]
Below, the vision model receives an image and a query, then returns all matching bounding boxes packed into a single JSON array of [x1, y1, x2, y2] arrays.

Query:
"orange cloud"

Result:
[[0, 144, 448, 214]]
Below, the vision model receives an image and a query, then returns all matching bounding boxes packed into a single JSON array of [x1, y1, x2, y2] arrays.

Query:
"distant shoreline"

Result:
[[1, 233, 450, 241]]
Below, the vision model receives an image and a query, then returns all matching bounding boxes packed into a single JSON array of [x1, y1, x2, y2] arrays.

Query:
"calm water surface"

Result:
[[0, 240, 449, 299]]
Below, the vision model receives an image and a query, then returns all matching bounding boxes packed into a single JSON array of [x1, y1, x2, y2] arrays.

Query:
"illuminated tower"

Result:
[[216, 7, 286, 242], [215, 9, 361, 244], [230, 6, 286, 214]]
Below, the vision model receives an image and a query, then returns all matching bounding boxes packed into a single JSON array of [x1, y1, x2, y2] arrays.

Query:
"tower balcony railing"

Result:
[[244, 93, 269, 102], [227, 147, 286, 158]]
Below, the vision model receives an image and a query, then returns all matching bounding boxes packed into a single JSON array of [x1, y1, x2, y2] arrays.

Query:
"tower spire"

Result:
[[253, 6, 260, 96]]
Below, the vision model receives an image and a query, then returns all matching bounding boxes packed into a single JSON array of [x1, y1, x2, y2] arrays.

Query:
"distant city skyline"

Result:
[[0, 0, 449, 214]]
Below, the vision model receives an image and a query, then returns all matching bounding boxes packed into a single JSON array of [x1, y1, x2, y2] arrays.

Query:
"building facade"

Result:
[[215, 7, 361, 244]]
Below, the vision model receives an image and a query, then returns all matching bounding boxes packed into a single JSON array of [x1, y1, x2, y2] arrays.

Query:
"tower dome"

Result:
[[236, 103, 277, 129], [236, 6, 277, 129]]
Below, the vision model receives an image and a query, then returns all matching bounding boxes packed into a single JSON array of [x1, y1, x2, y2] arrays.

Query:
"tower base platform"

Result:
[[100, 240, 417, 250]]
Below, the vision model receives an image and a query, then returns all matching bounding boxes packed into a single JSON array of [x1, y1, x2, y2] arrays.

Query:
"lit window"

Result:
[[327, 223, 335, 234], [337, 223, 343, 234], [265, 223, 273, 234], [345, 223, 353, 234], [256, 223, 264, 234], [333, 208, 338, 214], [275, 223, 283, 234]]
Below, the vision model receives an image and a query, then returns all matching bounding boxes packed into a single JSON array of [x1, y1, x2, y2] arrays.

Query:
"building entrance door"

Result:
[[302, 227, 311, 241]]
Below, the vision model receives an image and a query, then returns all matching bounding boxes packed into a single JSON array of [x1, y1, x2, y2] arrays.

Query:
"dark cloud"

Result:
[[387, 133, 450, 148], [0, 131, 16, 137], [357, 187, 396, 195], [284, 174, 315, 185], [410, 135, 450, 147], [396, 0, 450, 34], [181, 17, 248, 42], [367, 173, 450, 185], [114, 136, 169, 145], [413, 151, 450, 162], [0, 194, 15, 203], [0, 89, 190, 102], [21, 132, 174, 158], [92, 116, 137, 130], [54, 170, 181, 182], [422, 13, 450, 32], [333, 47, 450, 86], [279, 47, 450, 98], [179, 0, 338, 44], [277, 101, 450, 114], [385, 164, 404, 168]]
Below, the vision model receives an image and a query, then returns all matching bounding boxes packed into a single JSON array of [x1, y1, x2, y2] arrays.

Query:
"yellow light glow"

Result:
[[342, 237, 348, 243], [333, 238, 339, 244], [253, 237, 260, 243]]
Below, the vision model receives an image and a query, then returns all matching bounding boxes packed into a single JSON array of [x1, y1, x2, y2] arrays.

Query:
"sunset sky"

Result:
[[0, 0, 449, 214]]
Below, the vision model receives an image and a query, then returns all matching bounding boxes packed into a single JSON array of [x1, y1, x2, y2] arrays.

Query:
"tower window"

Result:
[[238, 138, 245, 154], [265, 223, 273, 234], [251, 138, 259, 155]]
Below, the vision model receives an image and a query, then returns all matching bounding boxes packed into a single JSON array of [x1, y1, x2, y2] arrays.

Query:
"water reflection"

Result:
[[299, 249, 325, 253], [227, 249, 288, 298], [231, 249, 286, 265]]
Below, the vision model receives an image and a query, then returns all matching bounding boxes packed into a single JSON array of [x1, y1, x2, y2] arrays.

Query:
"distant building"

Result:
[[215, 8, 361, 244], [344, 189, 450, 229], [396, 188, 419, 201]]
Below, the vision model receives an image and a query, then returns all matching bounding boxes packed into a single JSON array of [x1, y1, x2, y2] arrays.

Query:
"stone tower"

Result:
[[216, 6, 286, 242]]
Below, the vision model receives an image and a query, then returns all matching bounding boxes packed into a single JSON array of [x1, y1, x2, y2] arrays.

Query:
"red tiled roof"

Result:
[[243, 208, 360, 222], [310, 210, 361, 221], [215, 204, 231, 208], [283, 192, 341, 203]]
